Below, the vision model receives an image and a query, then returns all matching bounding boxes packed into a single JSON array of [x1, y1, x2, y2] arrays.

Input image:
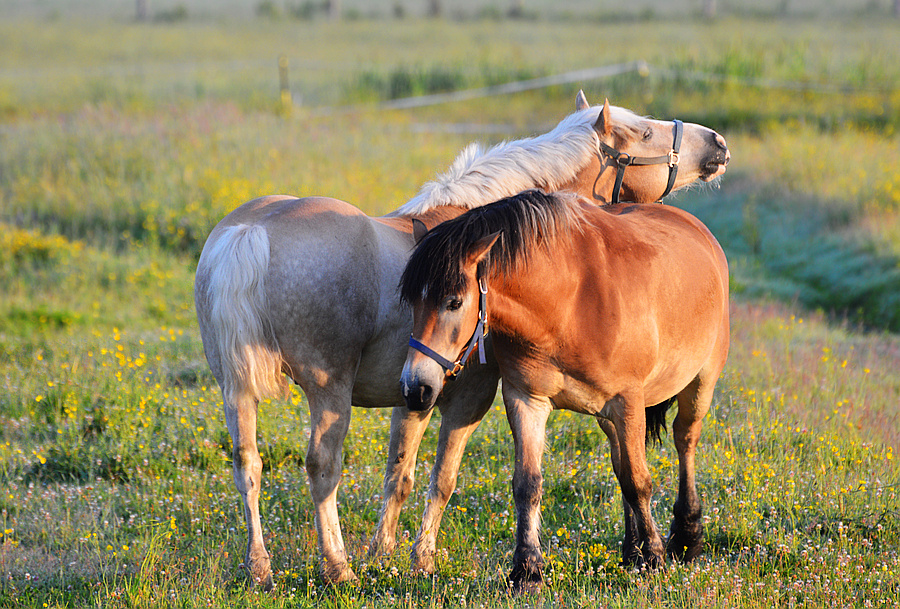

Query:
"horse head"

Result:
[[400, 227, 499, 412], [576, 94, 730, 203]]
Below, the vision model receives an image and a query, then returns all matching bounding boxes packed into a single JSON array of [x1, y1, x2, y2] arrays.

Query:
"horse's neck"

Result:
[[559, 154, 619, 205], [415, 206, 468, 227], [488, 264, 563, 345]]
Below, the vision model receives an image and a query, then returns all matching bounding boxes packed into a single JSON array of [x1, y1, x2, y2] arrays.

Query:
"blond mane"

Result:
[[391, 105, 644, 216]]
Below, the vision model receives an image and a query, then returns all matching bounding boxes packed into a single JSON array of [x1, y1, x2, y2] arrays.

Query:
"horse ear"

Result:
[[575, 89, 590, 111], [467, 231, 501, 266], [594, 98, 613, 138], [411, 218, 429, 244]]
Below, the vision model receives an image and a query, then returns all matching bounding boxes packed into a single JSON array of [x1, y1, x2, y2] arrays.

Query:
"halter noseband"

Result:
[[408, 275, 489, 380], [598, 119, 683, 204]]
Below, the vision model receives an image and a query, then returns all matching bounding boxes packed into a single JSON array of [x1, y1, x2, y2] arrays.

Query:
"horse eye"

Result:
[[446, 298, 463, 312], [642, 128, 653, 141]]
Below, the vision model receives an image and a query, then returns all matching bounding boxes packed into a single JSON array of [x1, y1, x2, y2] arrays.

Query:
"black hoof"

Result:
[[508, 558, 544, 594]]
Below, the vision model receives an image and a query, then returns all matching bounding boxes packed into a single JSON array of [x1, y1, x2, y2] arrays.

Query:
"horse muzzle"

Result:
[[701, 133, 730, 181], [401, 379, 438, 412]]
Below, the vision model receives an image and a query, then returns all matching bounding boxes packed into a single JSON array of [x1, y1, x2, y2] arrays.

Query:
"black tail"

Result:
[[646, 396, 676, 444]]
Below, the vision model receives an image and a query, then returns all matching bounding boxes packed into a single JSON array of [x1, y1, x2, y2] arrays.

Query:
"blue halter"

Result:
[[408, 275, 488, 380]]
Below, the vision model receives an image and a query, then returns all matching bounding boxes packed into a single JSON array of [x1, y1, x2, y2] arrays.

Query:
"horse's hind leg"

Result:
[[224, 393, 273, 590], [667, 372, 717, 562], [370, 405, 434, 556], [304, 381, 356, 583]]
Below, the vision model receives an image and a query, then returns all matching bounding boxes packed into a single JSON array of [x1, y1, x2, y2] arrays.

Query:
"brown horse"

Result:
[[194, 94, 729, 587], [400, 189, 730, 589]]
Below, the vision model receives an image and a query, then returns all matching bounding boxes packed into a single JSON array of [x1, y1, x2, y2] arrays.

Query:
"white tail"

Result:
[[199, 224, 288, 404]]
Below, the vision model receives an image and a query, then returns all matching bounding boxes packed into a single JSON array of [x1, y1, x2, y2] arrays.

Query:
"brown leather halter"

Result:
[[408, 275, 488, 380], [598, 119, 683, 204]]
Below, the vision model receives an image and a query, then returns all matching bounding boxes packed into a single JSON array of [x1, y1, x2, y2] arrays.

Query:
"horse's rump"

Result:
[[196, 223, 288, 404]]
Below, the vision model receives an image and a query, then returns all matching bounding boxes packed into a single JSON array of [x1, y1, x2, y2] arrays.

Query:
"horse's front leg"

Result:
[[305, 382, 356, 583], [609, 391, 665, 569], [225, 392, 274, 590], [410, 369, 499, 573], [597, 417, 641, 565], [370, 405, 434, 557], [503, 389, 553, 592]]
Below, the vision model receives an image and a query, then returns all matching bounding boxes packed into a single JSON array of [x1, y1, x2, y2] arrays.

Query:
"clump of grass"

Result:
[[0, 224, 82, 269]]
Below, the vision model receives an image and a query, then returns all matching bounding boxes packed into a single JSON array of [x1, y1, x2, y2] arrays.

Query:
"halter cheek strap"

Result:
[[408, 276, 488, 380], [598, 119, 683, 204]]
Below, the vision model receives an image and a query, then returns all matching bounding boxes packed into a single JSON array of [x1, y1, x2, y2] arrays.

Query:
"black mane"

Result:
[[400, 189, 583, 306]]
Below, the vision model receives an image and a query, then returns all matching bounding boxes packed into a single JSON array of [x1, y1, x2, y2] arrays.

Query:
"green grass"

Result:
[[1, 300, 897, 608], [1, 6, 900, 608]]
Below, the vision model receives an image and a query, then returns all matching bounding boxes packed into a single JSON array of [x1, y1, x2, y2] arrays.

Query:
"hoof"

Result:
[[666, 537, 703, 562], [666, 523, 703, 562], [509, 577, 543, 595], [256, 572, 275, 592], [508, 562, 543, 594], [411, 546, 436, 575], [242, 559, 275, 592], [322, 562, 358, 585], [368, 539, 395, 558], [620, 549, 664, 572], [412, 558, 436, 575]]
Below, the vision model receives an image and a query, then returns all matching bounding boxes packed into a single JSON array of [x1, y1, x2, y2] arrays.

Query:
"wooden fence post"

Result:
[[279, 54, 292, 115]]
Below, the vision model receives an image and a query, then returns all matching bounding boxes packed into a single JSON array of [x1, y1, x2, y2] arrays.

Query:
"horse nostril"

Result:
[[715, 133, 728, 152], [403, 380, 436, 412], [418, 383, 434, 405]]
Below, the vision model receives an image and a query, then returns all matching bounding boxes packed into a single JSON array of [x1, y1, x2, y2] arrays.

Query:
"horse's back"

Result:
[[540, 202, 729, 407], [208, 195, 369, 236]]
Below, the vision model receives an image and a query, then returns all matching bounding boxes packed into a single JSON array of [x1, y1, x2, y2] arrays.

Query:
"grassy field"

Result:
[[1, 5, 899, 608]]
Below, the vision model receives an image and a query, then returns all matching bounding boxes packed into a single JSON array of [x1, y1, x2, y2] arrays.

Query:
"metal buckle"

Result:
[[667, 150, 680, 168], [447, 361, 464, 379]]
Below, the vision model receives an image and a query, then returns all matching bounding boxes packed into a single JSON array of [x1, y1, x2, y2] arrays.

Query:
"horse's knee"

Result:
[[394, 471, 415, 502], [305, 442, 339, 483], [388, 450, 416, 500], [429, 468, 460, 505], [512, 470, 543, 507], [618, 474, 652, 512], [232, 446, 262, 491]]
